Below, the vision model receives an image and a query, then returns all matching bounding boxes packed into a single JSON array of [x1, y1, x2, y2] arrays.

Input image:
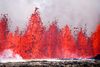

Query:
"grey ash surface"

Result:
[[0, 60, 100, 67]]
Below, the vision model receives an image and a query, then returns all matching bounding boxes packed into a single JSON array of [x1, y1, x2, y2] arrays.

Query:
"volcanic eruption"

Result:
[[0, 10, 100, 59]]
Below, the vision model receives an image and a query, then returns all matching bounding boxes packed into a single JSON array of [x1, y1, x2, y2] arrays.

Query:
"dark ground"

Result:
[[0, 59, 100, 67], [0, 55, 100, 67]]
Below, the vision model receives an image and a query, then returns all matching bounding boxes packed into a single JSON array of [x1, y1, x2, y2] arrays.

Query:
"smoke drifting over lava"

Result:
[[0, 0, 100, 35]]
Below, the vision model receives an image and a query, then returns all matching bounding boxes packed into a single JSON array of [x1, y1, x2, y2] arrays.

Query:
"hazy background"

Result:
[[0, 0, 100, 35]]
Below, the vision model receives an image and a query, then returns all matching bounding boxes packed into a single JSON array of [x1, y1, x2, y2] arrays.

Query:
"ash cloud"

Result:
[[0, 0, 100, 35]]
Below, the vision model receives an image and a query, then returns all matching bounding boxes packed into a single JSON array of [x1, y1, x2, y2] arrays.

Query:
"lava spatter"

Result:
[[0, 10, 100, 59]]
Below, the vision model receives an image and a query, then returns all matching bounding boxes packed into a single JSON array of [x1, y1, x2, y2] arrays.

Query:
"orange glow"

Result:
[[0, 10, 100, 59]]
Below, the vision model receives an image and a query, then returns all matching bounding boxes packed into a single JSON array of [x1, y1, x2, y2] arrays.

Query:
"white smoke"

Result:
[[0, 49, 23, 63], [0, 0, 100, 35]]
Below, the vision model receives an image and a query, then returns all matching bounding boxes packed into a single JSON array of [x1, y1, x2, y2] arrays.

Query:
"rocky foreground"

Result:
[[0, 59, 100, 67]]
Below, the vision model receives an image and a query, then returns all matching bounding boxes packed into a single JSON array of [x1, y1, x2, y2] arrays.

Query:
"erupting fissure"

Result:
[[0, 10, 100, 59]]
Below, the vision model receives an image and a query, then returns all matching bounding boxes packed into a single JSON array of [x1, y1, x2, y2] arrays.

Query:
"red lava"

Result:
[[0, 10, 100, 59]]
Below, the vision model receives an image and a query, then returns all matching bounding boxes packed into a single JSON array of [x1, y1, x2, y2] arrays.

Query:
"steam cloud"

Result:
[[0, 0, 100, 35], [0, 49, 23, 63]]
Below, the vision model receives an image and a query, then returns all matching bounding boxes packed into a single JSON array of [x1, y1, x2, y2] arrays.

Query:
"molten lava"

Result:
[[0, 10, 100, 59]]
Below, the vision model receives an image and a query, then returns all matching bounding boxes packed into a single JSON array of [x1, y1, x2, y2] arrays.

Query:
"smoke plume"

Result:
[[0, 0, 100, 35]]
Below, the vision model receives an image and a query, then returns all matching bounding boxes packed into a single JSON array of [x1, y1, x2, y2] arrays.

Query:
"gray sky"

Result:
[[0, 0, 100, 35]]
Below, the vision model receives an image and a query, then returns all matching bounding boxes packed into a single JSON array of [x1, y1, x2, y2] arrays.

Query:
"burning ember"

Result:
[[0, 10, 100, 59]]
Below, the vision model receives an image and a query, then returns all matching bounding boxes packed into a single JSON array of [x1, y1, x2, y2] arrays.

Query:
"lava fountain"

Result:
[[0, 10, 100, 59]]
